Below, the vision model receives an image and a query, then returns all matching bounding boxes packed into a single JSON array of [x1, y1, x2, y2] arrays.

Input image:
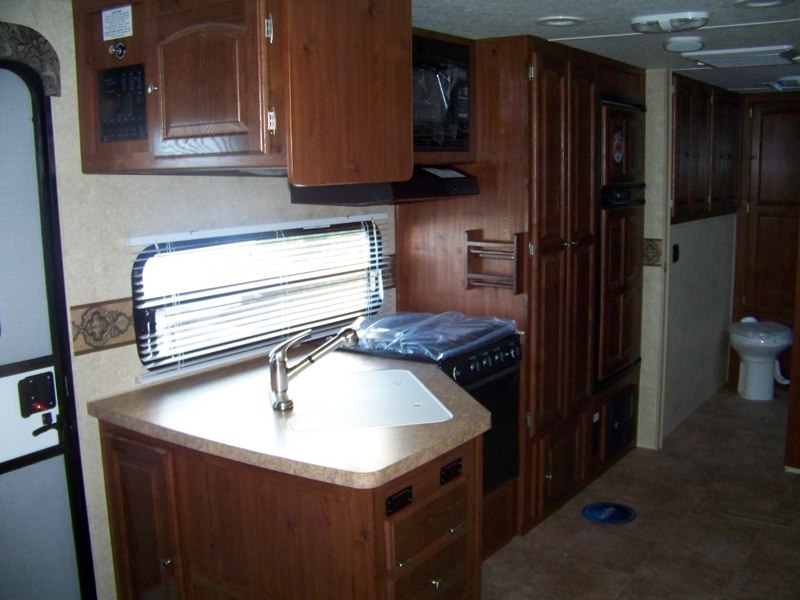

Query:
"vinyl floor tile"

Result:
[[481, 387, 800, 599]]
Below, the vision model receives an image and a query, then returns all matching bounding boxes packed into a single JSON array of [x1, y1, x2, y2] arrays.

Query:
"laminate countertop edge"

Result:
[[88, 350, 491, 489]]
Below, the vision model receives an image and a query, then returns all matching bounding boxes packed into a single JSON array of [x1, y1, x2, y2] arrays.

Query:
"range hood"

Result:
[[289, 166, 479, 206]]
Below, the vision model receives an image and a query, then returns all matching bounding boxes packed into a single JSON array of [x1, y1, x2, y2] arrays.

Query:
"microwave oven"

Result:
[[412, 33, 471, 155]]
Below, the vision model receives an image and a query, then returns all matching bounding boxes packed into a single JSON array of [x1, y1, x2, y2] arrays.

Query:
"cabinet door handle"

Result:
[[396, 556, 412, 568], [544, 474, 554, 480], [448, 522, 464, 534], [146, 83, 158, 95], [431, 578, 444, 591], [160, 558, 173, 570]]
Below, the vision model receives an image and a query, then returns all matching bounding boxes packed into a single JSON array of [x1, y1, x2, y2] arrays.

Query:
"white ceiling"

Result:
[[411, 0, 800, 92]]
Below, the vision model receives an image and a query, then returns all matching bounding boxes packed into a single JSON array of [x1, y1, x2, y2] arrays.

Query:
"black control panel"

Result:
[[97, 64, 147, 142], [441, 335, 521, 387]]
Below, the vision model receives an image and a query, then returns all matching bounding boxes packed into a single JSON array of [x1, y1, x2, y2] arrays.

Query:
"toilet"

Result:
[[729, 319, 793, 401]]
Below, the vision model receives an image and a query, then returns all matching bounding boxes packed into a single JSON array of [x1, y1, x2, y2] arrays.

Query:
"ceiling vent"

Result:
[[682, 45, 797, 68]]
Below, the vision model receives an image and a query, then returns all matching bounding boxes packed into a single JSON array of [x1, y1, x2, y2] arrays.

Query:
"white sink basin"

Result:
[[289, 369, 453, 432]]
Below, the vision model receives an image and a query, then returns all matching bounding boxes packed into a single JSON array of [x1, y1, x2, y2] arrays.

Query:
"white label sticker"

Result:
[[102, 5, 133, 41]]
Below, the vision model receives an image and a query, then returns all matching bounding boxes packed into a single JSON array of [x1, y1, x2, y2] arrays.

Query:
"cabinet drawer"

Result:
[[388, 482, 468, 569], [393, 536, 468, 600]]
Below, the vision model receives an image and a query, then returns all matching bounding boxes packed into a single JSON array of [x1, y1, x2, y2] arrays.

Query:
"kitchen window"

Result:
[[132, 218, 384, 374]]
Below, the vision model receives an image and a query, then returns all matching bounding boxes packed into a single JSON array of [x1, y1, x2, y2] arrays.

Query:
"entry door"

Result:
[[0, 67, 86, 599]]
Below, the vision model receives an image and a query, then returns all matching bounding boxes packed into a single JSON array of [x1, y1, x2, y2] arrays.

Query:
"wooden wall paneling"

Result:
[[395, 35, 529, 329]]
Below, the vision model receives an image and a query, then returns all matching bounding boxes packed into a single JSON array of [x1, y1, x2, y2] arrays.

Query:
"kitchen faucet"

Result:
[[269, 327, 359, 411]]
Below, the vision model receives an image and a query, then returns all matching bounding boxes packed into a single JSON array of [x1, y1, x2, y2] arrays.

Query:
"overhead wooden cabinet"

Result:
[[72, 0, 412, 184], [672, 74, 742, 223], [672, 75, 712, 222], [710, 89, 741, 213], [285, 0, 412, 184]]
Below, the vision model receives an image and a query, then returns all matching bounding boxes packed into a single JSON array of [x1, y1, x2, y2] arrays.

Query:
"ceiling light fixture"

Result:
[[762, 75, 800, 91], [536, 15, 585, 27], [682, 45, 797, 68], [735, 0, 794, 8], [630, 11, 709, 34], [681, 46, 797, 69], [664, 36, 705, 53]]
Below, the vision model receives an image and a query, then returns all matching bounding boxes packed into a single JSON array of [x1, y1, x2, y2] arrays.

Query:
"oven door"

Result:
[[461, 364, 519, 492]]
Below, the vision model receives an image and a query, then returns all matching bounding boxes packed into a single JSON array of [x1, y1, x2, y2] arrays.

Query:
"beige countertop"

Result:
[[88, 350, 490, 489]]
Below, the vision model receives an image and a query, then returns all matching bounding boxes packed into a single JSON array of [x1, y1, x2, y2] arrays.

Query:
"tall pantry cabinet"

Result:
[[524, 39, 598, 529]]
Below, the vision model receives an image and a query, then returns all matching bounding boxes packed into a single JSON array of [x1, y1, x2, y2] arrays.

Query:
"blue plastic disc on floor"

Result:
[[581, 502, 636, 524]]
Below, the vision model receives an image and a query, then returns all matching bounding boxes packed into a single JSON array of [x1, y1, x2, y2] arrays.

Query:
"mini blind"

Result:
[[132, 220, 384, 372]]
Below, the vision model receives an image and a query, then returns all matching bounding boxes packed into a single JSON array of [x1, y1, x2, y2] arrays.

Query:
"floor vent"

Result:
[[682, 45, 797, 68], [720, 507, 791, 527]]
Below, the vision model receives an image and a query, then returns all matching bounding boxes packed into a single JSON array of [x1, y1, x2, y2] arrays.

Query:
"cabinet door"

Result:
[[565, 61, 596, 417], [285, 0, 412, 185], [672, 76, 712, 222], [100, 428, 179, 600], [147, 0, 286, 168], [530, 44, 568, 433], [710, 90, 741, 213], [540, 419, 584, 514], [73, 0, 153, 172], [597, 205, 643, 381], [739, 99, 800, 324]]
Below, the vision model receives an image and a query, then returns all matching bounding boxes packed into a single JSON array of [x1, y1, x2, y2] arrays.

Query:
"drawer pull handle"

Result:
[[397, 556, 412, 569], [431, 578, 443, 591], [448, 522, 464, 534]]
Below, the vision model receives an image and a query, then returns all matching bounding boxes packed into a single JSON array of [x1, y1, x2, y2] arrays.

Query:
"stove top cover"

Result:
[[351, 311, 517, 362]]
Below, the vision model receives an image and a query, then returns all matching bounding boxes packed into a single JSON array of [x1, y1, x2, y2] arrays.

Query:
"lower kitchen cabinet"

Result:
[[521, 370, 640, 527], [101, 430, 180, 600], [537, 416, 586, 518], [100, 423, 481, 599]]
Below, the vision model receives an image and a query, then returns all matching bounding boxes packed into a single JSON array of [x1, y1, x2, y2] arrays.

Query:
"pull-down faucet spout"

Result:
[[269, 327, 359, 411]]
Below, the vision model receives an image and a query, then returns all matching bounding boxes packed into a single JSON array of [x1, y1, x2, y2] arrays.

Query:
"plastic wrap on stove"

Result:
[[351, 311, 517, 362]]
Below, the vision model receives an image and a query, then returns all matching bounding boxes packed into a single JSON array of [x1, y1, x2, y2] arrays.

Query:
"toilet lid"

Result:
[[729, 321, 793, 343]]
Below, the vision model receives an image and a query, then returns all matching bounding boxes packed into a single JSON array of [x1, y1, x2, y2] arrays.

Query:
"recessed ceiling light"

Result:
[[735, 0, 794, 7], [536, 15, 585, 27], [631, 12, 709, 34], [664, 36, 705, 53]]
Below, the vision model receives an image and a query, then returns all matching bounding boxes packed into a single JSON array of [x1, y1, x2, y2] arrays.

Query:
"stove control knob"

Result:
[[469, 360, 481, 375], [481, 354, 492, 369], [451, 366, 462, 382], [494, 350, 504, 364], [510, 345, 520, 360]]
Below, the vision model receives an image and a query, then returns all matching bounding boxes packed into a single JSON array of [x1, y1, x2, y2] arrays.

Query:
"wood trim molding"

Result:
[[0, 22, 61, 96]]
